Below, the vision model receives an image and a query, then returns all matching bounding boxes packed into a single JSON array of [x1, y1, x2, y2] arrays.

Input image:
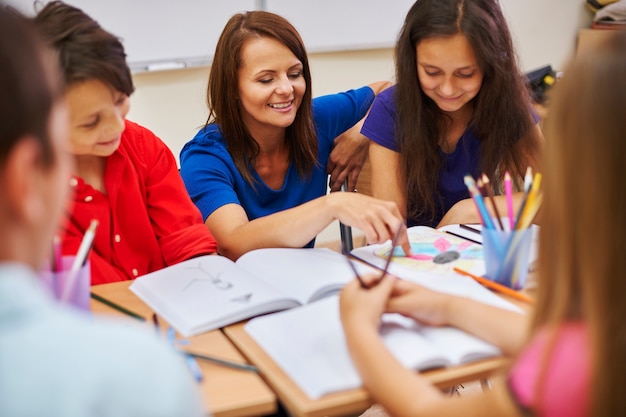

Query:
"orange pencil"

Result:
[[453, 267, 533, 304]]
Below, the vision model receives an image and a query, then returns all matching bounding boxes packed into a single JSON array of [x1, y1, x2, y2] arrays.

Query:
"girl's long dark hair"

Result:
[[395, 0, 540, 222]]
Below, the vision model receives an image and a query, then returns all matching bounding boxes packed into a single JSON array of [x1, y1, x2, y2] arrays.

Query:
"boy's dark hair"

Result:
[[33, 0, 134, 96]]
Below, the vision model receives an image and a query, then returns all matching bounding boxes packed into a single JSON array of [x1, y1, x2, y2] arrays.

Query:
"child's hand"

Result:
[[386, 279, 451, 327], [339, 273, 397, 331]]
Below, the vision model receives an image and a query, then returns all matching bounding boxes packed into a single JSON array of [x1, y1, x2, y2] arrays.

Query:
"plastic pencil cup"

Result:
[[482, 228, 533, 290], [40, 256, 91, 311]]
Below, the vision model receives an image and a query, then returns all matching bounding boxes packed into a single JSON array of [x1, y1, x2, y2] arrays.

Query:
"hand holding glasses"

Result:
[[343, 226, 403, 289]]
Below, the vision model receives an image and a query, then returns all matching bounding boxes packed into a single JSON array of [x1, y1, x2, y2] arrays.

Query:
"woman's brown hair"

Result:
[[533, 31, 626, 416], [395, 0, 541, 223], [206, 11, 316, 186]]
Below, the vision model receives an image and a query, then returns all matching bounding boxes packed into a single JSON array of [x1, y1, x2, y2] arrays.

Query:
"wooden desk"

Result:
[[90, 282, 277, 417], [224, 322, 510, 417]]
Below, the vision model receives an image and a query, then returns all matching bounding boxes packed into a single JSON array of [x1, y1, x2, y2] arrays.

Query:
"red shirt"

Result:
[[62, 120, 218, 285]]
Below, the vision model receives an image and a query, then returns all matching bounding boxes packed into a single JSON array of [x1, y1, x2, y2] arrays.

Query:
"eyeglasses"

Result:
[[343, 226, 403, 289]]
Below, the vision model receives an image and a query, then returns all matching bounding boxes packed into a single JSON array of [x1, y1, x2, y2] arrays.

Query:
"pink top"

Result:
[[508, 322, 590, 417]]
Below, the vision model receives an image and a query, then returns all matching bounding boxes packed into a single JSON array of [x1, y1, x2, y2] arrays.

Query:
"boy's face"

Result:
[[65, 79, 129, 158]]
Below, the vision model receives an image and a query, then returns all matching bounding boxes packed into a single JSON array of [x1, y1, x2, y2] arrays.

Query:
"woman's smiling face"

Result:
[[237, 36, 306, 138]]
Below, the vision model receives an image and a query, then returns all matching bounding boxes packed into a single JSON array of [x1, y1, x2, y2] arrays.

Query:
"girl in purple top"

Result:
[[362, 0, 543, 227], [339, 29, 626, 417]]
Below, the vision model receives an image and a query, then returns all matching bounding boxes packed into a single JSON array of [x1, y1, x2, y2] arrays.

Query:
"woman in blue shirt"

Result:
[[181, 11, 410, 260]]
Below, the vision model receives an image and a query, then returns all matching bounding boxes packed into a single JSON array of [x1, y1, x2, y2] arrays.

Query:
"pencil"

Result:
[[515, 173, 542, 230], [186, 351, 259, 373], [464, 175, 496, 230], [504, 172, 514, 231], [481, 173, 504, 230], [444, 231, 482, 245], [523, 166, 533, 193], [453, 267, 532, 304], [90, 292, 146, 321]]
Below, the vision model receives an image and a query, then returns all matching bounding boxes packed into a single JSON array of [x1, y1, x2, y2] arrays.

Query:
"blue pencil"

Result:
[[464, 175, 496, 230]]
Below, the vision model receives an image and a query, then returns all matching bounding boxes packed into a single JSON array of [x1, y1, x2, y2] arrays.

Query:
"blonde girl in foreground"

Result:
[[340, 31, 626, 417]]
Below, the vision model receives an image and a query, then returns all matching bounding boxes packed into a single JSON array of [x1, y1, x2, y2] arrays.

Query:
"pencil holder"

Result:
[[482, 228, 533, 290], [40, 256, 91, 311]]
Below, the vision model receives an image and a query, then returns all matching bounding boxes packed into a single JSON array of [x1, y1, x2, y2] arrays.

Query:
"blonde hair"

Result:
[[533, 31, 626, 415]]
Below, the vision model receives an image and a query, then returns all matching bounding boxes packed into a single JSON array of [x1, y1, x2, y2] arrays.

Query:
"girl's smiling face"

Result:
[[416, 33, 483, 114]]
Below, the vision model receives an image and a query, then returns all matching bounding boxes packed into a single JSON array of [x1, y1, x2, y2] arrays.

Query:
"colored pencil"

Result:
[[514, 173, 542, 230], [453, 267, 532, 304], [90, 292, 146, 321], [186, 351, 259, 373], [504, 172, 514, 231], [523, 166, 533, 193], [481, 173, 504, 230], [464, 175, 496, 230]]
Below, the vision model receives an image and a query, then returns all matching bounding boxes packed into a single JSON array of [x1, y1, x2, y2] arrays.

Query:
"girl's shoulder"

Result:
[[508, 322, 590, 417]]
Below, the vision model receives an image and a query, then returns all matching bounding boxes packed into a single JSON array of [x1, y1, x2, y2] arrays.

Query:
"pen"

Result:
[[452, 267, 532, 304], [341, 221, 368, 289], [62, 219, 99, 302], [90, 292, 146, 321]]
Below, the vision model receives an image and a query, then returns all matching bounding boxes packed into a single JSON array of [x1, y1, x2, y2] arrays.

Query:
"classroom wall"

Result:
[[128, 1, 593, 163]]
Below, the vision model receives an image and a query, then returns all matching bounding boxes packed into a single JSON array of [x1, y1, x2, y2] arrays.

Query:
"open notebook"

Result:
[[245, 226, 524, 399], [129, 248, 378, 337], [245, 291, 518, 399]]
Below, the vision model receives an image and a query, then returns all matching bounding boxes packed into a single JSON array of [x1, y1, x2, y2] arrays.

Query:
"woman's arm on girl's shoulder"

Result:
[[328, 81, 394, 191]]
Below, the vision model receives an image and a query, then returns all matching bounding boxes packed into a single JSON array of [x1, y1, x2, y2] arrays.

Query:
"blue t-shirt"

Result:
[[180, 87, 374, 247], [362, 86, 481, 228]]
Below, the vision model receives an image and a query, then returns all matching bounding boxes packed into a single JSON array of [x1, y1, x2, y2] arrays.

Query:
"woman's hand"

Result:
[[326, 192, 411, 255]]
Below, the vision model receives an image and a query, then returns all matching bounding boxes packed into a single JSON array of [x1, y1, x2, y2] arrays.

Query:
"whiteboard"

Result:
[[7, 0, 257, 72], [8, 0, 416, 73], [265, 0, 415, 53]]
